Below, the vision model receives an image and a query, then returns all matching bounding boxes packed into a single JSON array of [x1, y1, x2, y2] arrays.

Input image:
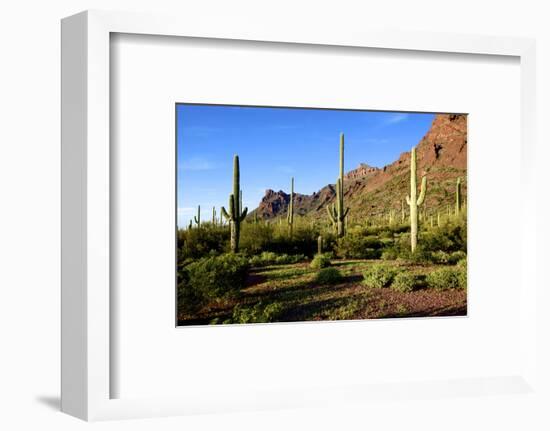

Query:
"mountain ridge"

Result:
[[252, 113, 467, 222]]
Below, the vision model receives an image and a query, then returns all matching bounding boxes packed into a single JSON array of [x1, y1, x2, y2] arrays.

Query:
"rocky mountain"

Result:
[[252, 113, 467, 223]]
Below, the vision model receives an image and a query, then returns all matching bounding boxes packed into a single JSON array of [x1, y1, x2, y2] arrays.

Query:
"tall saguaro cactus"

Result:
[[287, 177, 294, 237], [211, 206, 216, 226], [326, 133, 350, 237], [455, 177, 462, 216], [221, 155, 248, 253], [194, 205, 201, 229], [406, 147, 427, 252]]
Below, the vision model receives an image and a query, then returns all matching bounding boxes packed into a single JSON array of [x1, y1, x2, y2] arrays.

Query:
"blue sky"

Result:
[[177, 104, 435, 227]]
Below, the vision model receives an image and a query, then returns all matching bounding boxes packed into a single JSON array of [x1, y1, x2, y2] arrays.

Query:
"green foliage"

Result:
[[265, 224, 321, 257], [426, 266, 466, 290], [335, 233, 383, 259], [449, 250, 467, 265], [391, 272, 424, 292], [239, 223, 275, 254], [178, 253, 249, 314], [231, 301, 283, 324], [315, 267, 343, 285], [310, 253, 332, 269], [249, 251, 306, 267], [177, 225, 229, 261], [381, 249, 398, 260], [362, 264, 399, 288]]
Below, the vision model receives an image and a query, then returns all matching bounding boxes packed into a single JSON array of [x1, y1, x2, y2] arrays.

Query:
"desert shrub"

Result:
[[254, 224, 319, 257], [177, 267, 204, 313], [420, 223, 467, 254], [275, 253, 306, 264], [315, 267, 343, 285], [381, 249, 398, 261], [335, 233, 383, 259], [431, 250, 450, 264], [249, 251, 306, 267], [448, 250, 467, 265], [184, 253, 249, 303], [455, 258, 467, 289], [239, 223, 275, 255], [178, 225, 230, 260], [310, 253, 332, 269], [231, 301, 283, 324], [362, 264, 399, 288], [426, 267, 464, 290], [391, 272, 424, 293]]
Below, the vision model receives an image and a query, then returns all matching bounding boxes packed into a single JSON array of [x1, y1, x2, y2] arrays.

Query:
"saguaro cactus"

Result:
[[406, 147, 427, 252], [287, 177, 294, 237], [326, 133, 350, 237], [188, 219, 193, 230], [193, 205, 201, 229], [212, 206, 216, 225], [455, 177, 462, 216], [221, 155, 248, 253], [401, 199, 405, 223], [317, 235, 323, 255]]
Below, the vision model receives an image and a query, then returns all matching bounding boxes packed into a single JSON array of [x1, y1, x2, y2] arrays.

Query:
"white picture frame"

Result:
[[61, 9, 539, 421]]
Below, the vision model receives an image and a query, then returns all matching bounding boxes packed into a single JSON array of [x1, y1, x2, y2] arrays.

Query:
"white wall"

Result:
[[1, 1, 549, 430]]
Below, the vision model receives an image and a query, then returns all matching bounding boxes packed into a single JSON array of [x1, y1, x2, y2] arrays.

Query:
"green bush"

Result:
[[315, 267, 343, 285], [177, 267, 204, 313], [448, 250, 467, 265], [391, 272, 424, 293], [431, 250, 450, 264], [310, 253, 332, 269], [265, 225, 321, 257], [181, 253, 249, 309], [426, 267, 465, 290], [381, 249, 398, 261], [177, 225, 229, 260], [456, 258, 467, 289], [239, 223, 275, 255], [231, 301, 283, 324], [335, 233, 383, 259], [248, 251, 306, 267], [362, 264, 399, 288]]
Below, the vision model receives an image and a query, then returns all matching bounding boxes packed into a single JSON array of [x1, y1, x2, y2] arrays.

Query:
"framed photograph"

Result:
[[176, 104, 468, 326], [62, 10, 539, 421]]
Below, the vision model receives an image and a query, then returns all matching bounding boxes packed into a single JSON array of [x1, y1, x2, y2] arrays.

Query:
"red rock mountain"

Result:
[[252, 113, 467, 222]]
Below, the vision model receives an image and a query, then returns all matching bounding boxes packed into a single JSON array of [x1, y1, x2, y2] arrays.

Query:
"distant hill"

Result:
[[250, 113, 467, 224]]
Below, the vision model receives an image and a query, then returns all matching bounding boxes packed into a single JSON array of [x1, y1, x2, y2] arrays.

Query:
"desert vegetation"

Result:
[[177, 114, 467, 325]]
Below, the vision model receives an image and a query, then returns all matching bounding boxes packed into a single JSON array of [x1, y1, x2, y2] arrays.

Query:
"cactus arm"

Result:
[[220, 206, 230, 220], [406, 195, 411, 205], [326, 205, 336, 224], [239, 207, 248, 221], [416, 176, 427, 206], [343, 207, 350, 219]]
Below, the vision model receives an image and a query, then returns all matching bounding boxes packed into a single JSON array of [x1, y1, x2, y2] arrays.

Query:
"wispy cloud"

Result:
[[382, 113, 409, 126], [179, 157, 215, 171]]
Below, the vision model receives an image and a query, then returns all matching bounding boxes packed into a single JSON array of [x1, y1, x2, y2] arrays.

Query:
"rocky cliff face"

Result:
[[251, 113, 467, 221]]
